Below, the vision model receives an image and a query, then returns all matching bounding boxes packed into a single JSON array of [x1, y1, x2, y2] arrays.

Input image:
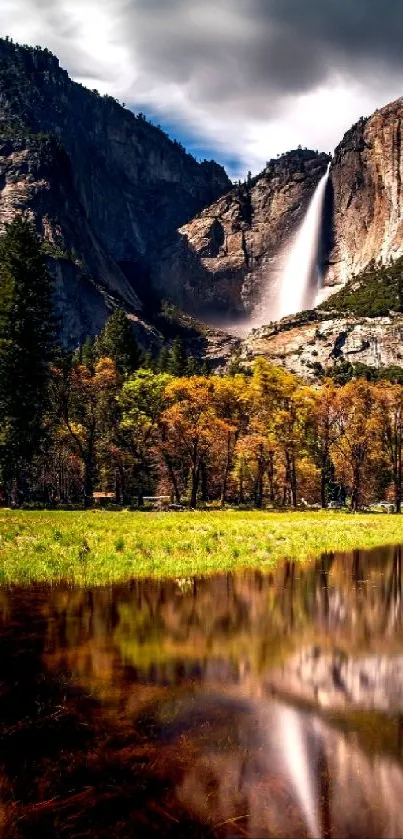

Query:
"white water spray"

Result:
[[277, 163, 330, 319]]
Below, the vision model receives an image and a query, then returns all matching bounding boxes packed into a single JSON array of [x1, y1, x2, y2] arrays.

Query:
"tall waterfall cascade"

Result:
[[276, 163, 331, 319]]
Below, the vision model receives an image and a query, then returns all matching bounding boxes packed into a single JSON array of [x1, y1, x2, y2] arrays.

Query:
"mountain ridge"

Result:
[[3, 36, 403, 377], [0, 37, 230, 345]]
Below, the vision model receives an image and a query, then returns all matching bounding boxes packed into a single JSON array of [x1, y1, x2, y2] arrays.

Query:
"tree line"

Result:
[[1, 217, 402, 511]]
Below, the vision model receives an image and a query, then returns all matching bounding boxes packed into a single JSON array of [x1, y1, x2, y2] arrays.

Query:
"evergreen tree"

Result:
[[168, 337, 187, 376], [74, 336, 95, 371], [0, 216, 56, 501], [94, 309, 140, 375], [227, 353, 243, 376], [82, 336, 95, 369], [141, 349, 155, 370], [157, 344, 170, 372], [186, 355, 200, 376]]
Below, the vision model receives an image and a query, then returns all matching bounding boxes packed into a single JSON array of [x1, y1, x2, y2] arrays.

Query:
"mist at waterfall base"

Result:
[[213, 164, 331, 338]]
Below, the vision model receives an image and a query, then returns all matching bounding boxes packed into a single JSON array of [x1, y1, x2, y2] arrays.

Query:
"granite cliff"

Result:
[[155, 95, 403, 325], [0, 38, 230, 344], [152, 149, 330, 323], [326, 98, 403, 291]]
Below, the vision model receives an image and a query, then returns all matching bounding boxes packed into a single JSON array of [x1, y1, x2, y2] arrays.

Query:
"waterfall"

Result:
[[276, 163, 330, 319]]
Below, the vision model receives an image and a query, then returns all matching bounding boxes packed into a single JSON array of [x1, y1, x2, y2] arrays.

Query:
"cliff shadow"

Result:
[[150, 223, 257, 340], [319, 174, 335, 281]]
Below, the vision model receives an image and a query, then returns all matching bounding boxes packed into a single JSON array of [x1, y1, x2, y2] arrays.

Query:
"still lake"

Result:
[[1, 545, 403, 838]]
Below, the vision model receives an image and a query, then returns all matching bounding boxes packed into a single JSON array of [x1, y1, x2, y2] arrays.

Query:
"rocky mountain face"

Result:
[[326, 98, 403, 291], [0, 39, 230, 345], [155, 95, 403, 325], [152, 150, 330, 322], [3, 38, 403, 369]]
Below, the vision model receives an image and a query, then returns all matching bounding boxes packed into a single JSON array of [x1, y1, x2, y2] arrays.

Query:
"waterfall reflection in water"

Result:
[[1, 545, 403, 838]]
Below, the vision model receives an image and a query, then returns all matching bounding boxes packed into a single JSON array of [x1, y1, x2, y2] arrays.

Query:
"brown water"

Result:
[[1, 546, 403, 838]]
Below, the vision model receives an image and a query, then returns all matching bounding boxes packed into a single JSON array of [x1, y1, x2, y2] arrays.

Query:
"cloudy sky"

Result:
[[1, 0, 403, 177]]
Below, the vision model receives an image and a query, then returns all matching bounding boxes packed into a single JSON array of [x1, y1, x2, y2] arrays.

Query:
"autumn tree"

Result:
[[212, 375, 248, 504], [274, 384, 314, 508], [245, 360, 313, 508], [332, 380, 378, 511], [161, 377, 225, 507], [235, 419, 275, 507], [310, 379, 342, 508], [244, 360, 288, 505], [54, 357, 119, 506], [373, 382, 403, 512]]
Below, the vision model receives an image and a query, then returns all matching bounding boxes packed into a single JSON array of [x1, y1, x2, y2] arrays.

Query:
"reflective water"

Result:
[[2, 546, 403, 837]]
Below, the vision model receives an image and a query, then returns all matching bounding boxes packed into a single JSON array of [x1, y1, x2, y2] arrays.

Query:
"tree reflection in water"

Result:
[[1, 545, 403, 837]]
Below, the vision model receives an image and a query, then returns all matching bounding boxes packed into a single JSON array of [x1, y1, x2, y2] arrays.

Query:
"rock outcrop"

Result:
[[235, 310, 403, 379], [0, 39, 230, 345], [152, 150, 330, 322]]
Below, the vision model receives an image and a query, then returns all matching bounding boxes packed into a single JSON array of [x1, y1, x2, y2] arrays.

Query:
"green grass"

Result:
[[0, 509, 403, 586]]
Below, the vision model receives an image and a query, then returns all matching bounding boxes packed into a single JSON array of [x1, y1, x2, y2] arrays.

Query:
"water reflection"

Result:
[[1, 546, 403, 837]]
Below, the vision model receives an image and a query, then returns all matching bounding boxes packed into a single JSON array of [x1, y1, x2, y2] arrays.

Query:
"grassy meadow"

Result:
[[0, 509, 402, 585]]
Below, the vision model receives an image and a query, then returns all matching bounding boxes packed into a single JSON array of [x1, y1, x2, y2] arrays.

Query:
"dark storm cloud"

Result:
[[115, 0, 403, 115], [14, 0, 403, 115], [5, 0, 403, 172], [266, 0, 403, 63]]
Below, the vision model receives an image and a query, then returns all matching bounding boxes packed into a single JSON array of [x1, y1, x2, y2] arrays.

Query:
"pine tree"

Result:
[[0, 216, 56, 501], [227, 353, 242, 376], [94, 309, 140, 375], [186, 355, 200, 376], [141, 349, 155, 370], [168, 337, 187, 376], [74, 336, 95, 371], [157, 345, 170, 372]]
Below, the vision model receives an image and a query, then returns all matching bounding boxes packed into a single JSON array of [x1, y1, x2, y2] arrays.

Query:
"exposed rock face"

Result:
[[0, 133, 147, 343], [327, 98, 403, 289], [236, 310, 403, 379], [0, 39, 230, 344], [152, 150, 330, 321]]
